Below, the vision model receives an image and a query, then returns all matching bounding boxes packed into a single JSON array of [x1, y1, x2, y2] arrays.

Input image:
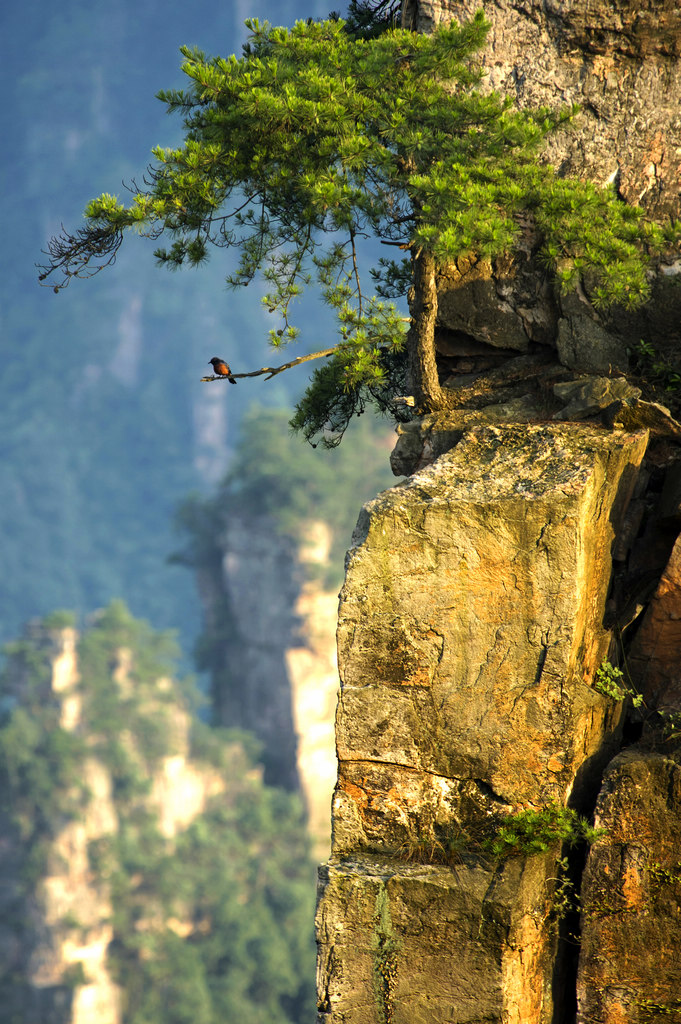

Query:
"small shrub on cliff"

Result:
[[593, 659, 644, 707], [483, 804, 604, 860], [661, 711, 681, 742], [634, 339, 681, 395], [389, 806, 604, 866]]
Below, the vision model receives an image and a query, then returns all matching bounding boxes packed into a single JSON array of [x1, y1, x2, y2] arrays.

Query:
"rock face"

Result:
[[336, 425, 645, 839], [403, 0, 681, 219], [628, 533, 681, 709], [32, 752, 121, 1024], [317, 423, 649, 1022], [212, 513, 302, 790], [317, 852, 557, 1024], [203, 512, 340, 854], [577, 749, 681, 1022], [403, 0, 681, 376], [315, 4, 681, 1021]]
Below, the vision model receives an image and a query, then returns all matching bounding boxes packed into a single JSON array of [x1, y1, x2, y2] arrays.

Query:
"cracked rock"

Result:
[[552, 376, 641, 420]]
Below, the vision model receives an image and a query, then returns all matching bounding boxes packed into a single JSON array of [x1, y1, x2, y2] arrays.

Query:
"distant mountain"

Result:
[[0, 0, 329, 651]]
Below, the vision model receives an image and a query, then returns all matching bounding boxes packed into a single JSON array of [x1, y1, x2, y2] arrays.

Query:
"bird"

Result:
[[209, 357, 237, 383]]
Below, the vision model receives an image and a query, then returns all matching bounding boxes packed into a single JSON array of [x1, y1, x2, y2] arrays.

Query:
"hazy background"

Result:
[[0, 0, 336, 658], [0, 7, 402, 1022]]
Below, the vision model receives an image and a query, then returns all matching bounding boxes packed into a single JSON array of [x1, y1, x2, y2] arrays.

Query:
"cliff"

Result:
[[0, 620, 218, 1024], [402, 0, 681, 384], [315, 2, 681, 1021], [0, 605, 316, 1024], [192, 509, 340, 860]]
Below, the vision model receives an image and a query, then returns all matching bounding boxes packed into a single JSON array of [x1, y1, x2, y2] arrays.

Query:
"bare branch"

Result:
[[200, 346, 340, 382], [37, 224, 125, 292], [349, 226, 363, 315]]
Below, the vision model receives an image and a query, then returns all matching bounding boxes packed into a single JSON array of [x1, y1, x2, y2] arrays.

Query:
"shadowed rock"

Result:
[[577, 748, 681, 1022]]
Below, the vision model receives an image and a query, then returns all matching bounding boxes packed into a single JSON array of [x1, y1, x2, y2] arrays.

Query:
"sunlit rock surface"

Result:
[[317, 853, 557, 1024], [317, 423, 648, 1022], [335, 425, 645, 845]]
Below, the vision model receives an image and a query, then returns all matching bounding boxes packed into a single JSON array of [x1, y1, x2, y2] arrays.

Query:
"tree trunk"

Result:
[[407, 247, 448, 412]]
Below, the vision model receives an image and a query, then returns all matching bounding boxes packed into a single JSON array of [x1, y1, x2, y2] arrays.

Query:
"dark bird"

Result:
[[209, 357, 237, 383]]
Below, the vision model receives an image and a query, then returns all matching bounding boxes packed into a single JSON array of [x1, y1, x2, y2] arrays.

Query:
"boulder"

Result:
[[436, 252, 556, 353], [604, 399, 681, 440], [555, 304, 627, 375], [552, 376, 641, 421], [390, 400, 542, 477]]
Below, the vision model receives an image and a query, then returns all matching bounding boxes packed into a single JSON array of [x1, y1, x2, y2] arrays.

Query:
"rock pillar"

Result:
[[316, 423, 648, 1023]]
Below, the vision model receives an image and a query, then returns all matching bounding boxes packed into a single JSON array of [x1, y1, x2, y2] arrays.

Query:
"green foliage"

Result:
[[42, 15, 667, 443], [593, 659, 644, 708], [105, 754, 315, 1024], [289, 344, 409, 447], [41, 610, 78, 630], [4, 0, 338, 663], [637, 998, 681, 1023], [634, 338, 681, 393], [0, 706, 85, 853], [387, 803, 602, 868], [175, 406, 397, 585], [648, 859, 681, 895], [62, 962, 89, 988], [550, 854, 578, 921], [482, 803, 604, 860], [0, 602, 316, 1023], [75, 600, 196, 794], [0, 628, 87, 878], [80, 599, 183, 685], [190, 720, 263, 769], [661, 710, 681, 742]]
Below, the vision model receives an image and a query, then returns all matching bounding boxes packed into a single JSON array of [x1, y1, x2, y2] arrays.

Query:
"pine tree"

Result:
[[40, 14, 667, 445]]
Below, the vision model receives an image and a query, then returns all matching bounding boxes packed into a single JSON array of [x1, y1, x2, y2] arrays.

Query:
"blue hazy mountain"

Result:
[[0, 0, 330, 651]]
